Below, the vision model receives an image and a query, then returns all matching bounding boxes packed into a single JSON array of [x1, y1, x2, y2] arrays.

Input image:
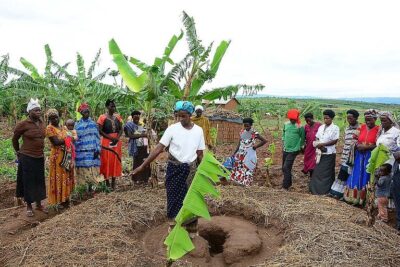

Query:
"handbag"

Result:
[[223, 156, 235, 170]]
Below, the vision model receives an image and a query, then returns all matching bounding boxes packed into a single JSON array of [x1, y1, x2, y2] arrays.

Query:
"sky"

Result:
[[1, 0, 400, 98]]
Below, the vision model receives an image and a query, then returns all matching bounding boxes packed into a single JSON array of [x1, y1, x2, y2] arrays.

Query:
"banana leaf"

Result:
[[164, 151, 229, 260], [20, 57, 41, 81], [108, 39, 147, 92], [367, 144, 390, 184]]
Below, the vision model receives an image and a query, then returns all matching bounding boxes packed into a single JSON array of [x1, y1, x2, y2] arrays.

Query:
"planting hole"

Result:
[[199, 228, 227, 255]]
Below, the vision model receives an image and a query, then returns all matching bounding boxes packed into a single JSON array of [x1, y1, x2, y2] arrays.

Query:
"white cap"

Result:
[[195, 105, 204, 111], [27, 98, 40, 112]]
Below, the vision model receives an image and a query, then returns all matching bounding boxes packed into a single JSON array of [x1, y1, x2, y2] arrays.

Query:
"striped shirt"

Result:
[[341, 124, 359, 164], [75, 118, 101, 168]]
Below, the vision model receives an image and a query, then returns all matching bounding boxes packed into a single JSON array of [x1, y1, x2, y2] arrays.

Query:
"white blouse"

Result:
[[315, 123, 340, 154]]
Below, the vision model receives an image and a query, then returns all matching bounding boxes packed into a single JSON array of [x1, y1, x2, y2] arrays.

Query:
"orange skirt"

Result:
[[100, 133, 122, 179]]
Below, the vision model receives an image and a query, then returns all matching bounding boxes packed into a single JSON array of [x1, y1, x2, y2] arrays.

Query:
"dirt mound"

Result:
[[143, 216, 282, 266], [0, 182, 17, 210], [2, 186, 400, 266]]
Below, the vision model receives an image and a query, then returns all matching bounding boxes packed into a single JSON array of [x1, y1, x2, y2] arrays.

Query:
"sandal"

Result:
[[36, 206, 49, 214], [26, 210, 34, 217]]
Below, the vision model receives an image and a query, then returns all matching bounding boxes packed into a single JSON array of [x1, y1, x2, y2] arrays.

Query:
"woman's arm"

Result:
[[131, 143, 166, 176], [48, 136, 65, 146], [254, 134, 267, 150]]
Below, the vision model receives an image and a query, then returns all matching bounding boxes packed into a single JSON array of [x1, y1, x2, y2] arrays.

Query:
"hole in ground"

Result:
[[142, 215, 284, 267], [199, 228, 227, 256]]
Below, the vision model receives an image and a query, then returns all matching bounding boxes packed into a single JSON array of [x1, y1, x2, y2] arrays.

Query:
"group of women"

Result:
[[12, 99, 125, 216]]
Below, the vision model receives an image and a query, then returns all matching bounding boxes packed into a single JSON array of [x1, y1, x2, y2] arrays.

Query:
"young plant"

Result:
[[263, 142, 276, 187]]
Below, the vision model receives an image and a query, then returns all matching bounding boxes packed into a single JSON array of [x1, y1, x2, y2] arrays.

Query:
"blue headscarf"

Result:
[[175, 101, 195, 115]]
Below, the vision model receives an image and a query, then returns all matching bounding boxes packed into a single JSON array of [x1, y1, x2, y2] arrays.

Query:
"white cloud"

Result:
[[1, 0, 400, 97]]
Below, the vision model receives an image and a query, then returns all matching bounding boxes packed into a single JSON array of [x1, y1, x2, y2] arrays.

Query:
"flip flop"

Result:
[[36, 206, 49, 214], [26, 210, 34, 217]]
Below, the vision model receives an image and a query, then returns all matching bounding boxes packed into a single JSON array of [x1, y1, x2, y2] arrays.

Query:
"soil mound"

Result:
[[2, 186, 400, 266]]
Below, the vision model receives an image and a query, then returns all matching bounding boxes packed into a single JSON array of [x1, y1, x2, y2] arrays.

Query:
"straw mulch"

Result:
[[2, 186, 400, 266]]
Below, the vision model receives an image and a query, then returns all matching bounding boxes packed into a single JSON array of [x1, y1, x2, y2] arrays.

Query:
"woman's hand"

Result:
[[316, 143, 325, 149], [131, 165, 144, 177]]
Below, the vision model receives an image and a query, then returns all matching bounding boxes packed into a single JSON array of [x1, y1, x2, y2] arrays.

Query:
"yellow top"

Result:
[[192, 115, 212, 146]]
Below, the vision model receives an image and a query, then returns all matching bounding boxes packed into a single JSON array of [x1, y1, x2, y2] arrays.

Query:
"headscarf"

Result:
[[380, 111, 400, 129], [175, 101, 195, 115], [195, 105, 204, 112], [47, 108, 59, 117], [78, 103, 90, 112], [364, 109, 378, 119], [287, 109, 301, 125], [27, 98, 40, 112]]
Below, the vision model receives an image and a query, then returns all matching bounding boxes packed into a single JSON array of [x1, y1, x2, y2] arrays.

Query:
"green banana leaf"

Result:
[[165, 224, 195, 260], [20, 57, 41, 81], [164, 151, 229, 261], [108, 39, 147, 92], [75, 101, 82, 121], [209, 40, 231, 77], [366, 144, 390, 184]]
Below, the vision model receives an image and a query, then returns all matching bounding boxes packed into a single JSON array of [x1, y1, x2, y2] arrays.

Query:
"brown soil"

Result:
[[143, 216, 283, 267], [0, 181, 16, 209]]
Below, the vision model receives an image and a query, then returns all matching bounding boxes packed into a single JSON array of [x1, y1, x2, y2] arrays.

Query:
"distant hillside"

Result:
[[341, 97, 400, 105], [240, 95, 400, 105]]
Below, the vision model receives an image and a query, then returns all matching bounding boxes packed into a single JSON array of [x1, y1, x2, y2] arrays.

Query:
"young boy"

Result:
[[376, 163, 393, 223]]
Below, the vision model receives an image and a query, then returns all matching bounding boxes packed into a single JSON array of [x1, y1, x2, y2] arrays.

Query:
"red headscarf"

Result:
[[78, 103, 90, 112], [287, 109, 301, 125]]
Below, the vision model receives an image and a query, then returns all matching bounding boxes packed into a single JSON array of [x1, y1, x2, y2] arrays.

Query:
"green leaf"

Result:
[[44, 44, 52, 77], [164, 224, 195, 260], [129, 57, 151, 72], [164, 151, 229, 261], [209, 40, 231, 77], [367, 144, 390, 184], [87, 49, 101, 79], [76, 53, 86, 85], [108, 39, 147, 92], [75, 101, 82, 120], [20, 57, 41, 80]]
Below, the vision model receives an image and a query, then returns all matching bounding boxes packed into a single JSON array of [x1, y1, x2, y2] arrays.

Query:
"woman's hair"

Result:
[[131, 110, 141, 117], [105, 99, 115, 107], [304, 112, 314, 119], [323, 109, 335, 119], [346, 109, 360, 119], [243, 118, 254, 125]]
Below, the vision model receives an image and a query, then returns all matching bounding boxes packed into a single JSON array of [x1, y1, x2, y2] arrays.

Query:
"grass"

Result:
[[0, 139, 17, 182]]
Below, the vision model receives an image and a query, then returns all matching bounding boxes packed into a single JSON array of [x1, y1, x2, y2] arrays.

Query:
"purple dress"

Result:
[[303, 122, 321, 174]]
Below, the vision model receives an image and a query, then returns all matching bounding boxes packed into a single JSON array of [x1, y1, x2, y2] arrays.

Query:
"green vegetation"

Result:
[[0, 139, 17, 182]]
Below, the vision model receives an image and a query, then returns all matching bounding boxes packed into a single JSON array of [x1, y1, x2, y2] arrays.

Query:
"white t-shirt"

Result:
[[376, 127, 400, 153], [315, 123, 340, 154], [159, 122, 206, 163]]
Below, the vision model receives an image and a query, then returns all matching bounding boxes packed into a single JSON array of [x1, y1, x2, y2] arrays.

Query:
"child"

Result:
[[64, 119, 78, 141], [61, 119, 77, 171], [376, 163, 393, 222]]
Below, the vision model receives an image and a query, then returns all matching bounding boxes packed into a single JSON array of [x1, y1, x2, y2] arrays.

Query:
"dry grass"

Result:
[[2, 186, 400, 267]]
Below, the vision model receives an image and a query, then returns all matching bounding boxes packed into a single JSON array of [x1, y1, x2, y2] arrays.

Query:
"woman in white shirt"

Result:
[[310, 109, 340, 195], [377, 111, 400, 164], [131, 101, 205, 232]]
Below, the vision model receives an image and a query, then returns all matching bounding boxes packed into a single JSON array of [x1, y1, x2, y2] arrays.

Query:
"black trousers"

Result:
[[282, 151, 299, 189]]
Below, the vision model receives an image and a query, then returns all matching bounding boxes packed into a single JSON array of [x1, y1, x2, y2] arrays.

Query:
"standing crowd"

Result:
[[278, 108, 400, 232], [11, 98, 400, 234]]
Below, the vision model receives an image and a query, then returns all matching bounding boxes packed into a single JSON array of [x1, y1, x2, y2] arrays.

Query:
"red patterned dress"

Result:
[[230, 129, 258, 186]]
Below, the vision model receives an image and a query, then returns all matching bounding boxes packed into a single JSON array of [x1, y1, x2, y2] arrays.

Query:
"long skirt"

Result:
[[132, 146, 150, 183], [16, 154, 46, 204], [329, 165, 350, 198], [303, 144, 317, 174], [100, 133, 122, 179], [343, 150, 371, 205], [310, 154, 336, 195], [48, 147, 75, 205], [76, 167, 100, 186], [165, 156, 196, 219]]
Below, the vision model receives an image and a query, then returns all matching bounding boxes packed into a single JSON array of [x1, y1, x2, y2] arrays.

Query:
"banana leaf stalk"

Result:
[[365, 144, 390, 226], [164, 151, 229, 260]]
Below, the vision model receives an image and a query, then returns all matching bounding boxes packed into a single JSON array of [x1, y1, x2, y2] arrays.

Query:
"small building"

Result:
[[204, 108, 243, 144], [203, 97, 240, 111]]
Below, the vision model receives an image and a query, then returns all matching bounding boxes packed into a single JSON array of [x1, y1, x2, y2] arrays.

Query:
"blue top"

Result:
[[75, 118, 101, 168], [376, 175, 392, 198]]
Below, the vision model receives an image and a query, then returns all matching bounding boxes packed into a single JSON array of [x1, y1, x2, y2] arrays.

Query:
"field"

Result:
[[0, 97, 400, 266]]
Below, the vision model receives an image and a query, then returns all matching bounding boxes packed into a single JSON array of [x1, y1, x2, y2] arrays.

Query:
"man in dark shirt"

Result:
[[12, 98, 47, 217]]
